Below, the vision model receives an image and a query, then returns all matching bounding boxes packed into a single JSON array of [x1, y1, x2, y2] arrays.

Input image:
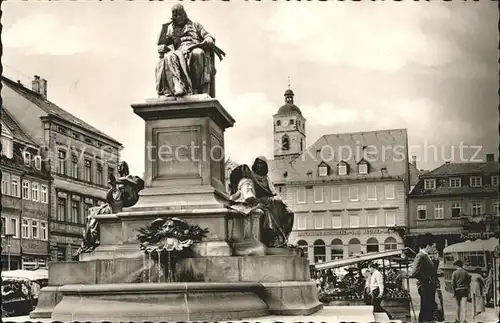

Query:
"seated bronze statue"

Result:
[[228, 156, 294, 248], [72, 161, 144, 260], [155, 4, 225, 97]]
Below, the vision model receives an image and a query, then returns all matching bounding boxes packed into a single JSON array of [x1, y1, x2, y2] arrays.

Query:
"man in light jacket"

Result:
[[368, 263, 394, 320]]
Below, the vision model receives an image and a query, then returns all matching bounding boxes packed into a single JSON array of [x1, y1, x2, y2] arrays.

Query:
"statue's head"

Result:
[[229, 165, 253, 194], [252, 156, 269, 177], [171, 4, 188, 26], [118, 161, 130, 176]]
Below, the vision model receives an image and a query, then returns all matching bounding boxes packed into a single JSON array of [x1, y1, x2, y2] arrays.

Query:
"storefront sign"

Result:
[[297, 228, 391, 237]]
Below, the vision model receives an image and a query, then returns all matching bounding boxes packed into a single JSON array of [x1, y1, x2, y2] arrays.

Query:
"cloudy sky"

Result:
[[2, 1, 498, 175]]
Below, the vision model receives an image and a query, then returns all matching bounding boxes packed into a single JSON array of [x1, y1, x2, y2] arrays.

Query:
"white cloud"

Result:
[[266, 2, 455, 71], [4, 13, 95, 55]]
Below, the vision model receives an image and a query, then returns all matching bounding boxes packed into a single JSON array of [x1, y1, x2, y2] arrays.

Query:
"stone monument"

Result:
[[30, 5, 322, 321]]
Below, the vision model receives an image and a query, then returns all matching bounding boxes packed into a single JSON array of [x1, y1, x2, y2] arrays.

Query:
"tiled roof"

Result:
[[269, 128, 409, 184], [1, 107, 36, 145], [1, 144, 52, 180], [409, 163, 429, 186], [410, 161, 499, 197], [1, 76, 122, 146], [421, 161, 499, 177]]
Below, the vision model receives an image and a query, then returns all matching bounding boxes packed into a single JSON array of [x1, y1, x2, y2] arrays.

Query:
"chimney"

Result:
[[412, 156, 417, 168], [486, 153, 494, 162], [32, 75, 47, 99]]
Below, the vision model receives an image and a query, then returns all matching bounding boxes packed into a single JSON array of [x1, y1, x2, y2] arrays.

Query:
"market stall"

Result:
[[443, 237, 499, 308], [1, 269, 48, 317], [313, 248, 414, 321]]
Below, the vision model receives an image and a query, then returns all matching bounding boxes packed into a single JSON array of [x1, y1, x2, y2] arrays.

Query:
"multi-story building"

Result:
[[1, 108, 52, 270], [268, 88, 410, 264], [1, 75, 122, 261], [408, 154, 499, 254]]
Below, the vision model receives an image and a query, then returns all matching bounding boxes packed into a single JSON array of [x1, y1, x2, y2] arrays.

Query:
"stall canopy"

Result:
[[1, 269, 48, 281], [314, 248, 411, 271], [443, 237, 499, 253]]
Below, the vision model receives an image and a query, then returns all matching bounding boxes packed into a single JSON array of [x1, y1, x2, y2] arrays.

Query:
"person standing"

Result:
[[409, 236, 437, 323], [432, 258, 445, 322], [368, 263, 394, 320], [470, 267, 485, 318], [363, 269, 372, 305], [452, 260, 471, 323]]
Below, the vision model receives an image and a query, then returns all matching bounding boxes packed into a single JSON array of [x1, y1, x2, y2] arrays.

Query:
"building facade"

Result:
[[408, 154, 500, 254], [1, 108, 52, 270], [1, 75, 122, 261], [268, 88, 410, 265]]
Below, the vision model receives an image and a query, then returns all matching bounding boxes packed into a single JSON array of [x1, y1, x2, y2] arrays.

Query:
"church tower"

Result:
[[273, 85, 306, 160]]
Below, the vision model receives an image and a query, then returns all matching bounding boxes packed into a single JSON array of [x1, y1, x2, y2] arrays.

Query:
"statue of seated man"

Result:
[[228, 157, 295, 249], [156, 4, 224, 97], [72, 161, 144, 260]]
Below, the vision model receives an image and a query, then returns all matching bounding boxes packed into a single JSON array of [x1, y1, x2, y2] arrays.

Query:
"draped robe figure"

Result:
[[156, 4, 216, 97], [228, 157, 294, 248], [72, 162, 144, 260], [251, 156, 294, 248]]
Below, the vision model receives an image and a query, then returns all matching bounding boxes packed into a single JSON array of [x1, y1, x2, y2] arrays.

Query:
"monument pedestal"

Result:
[[32, 94, 323, 321], [131, 94, 233, 209]]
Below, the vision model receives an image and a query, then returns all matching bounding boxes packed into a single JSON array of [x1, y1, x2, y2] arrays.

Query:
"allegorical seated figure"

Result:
[[228, 156, 294, 248], [72, 161, 144, 260], [155, 4, 225, 97]]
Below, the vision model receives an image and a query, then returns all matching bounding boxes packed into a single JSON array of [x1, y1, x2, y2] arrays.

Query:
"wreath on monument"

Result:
[[136, 217, 209, 281]]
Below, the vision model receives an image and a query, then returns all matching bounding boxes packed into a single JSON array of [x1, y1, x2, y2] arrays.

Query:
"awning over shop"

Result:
[[1, 268, 48, 281], [443, 237, 499, 253], [314, 248, 411, 270]]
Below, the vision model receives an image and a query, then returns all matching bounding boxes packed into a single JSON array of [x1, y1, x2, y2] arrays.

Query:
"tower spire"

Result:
[[287, 76, 291, 89]]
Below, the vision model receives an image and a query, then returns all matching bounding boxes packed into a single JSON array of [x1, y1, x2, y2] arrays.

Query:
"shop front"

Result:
[[291, 227, 403, 265]]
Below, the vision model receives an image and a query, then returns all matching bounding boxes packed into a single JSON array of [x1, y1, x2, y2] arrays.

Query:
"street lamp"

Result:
[[4, 233, 14, 270]]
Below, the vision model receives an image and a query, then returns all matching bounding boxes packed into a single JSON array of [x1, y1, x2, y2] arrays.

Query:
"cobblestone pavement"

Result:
[[407, 278, 498, 323]]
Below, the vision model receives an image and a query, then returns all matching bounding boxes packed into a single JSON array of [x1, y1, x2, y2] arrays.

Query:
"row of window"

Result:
[[56, 125, 110, 149], [295, 211, 397, 230], [424, 176, 499, 190], [291, 183, 396, 204], [297, 237, 399, 262], [56, 195, 104, 224], [1, 173, 49, 203], [1, 216, 48, 241], [318, 161, 369, 177], [57, 150, 114, 185], [416, 201, 500, 220]]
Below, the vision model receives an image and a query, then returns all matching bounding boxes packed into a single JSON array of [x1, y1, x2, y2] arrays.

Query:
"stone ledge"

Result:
[[51, 282, 268, 321]]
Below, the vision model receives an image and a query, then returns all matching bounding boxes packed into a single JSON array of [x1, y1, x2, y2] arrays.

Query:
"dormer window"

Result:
[[290, 119, 294, 125], [358, 160, 368, 175], [424, 179, 436, 190], [23, 151, 32, 166], [338, 162, 348, 176], [276, 120, 281, 126], [34, 156, 42, 170], [318, 163, 328, 177], [449, 177, 461, 188], [470, 176, 482, 187], [1, 136, 13, 159]]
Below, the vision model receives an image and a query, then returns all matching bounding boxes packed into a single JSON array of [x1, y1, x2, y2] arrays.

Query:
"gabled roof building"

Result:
[[265, 88, 410, 264], [2, 75, 122, 261]]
